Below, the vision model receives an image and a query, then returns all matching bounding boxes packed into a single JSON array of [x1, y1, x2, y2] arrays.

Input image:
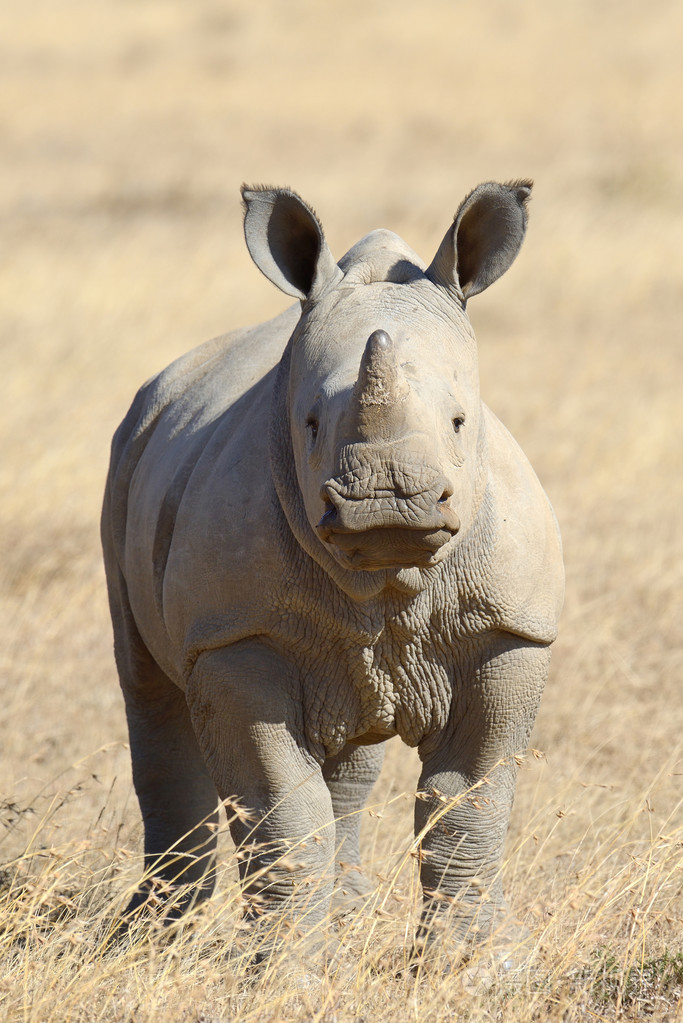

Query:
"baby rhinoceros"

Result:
[[102, 181, 564, 968]]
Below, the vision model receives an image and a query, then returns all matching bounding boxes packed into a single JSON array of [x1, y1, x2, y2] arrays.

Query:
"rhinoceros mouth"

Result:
[[323, 525, 456, 571], [316, 492, 460, 569], [316, 464, 460, 570]]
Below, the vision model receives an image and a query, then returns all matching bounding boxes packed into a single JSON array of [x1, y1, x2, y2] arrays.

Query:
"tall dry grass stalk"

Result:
[[2, 0, 681, 1019], [1, 763, 681, 1020]]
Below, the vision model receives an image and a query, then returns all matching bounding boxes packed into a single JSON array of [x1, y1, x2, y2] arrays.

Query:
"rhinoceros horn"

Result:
[[348, 330, 410, 439], [353, 330, 409, 407]]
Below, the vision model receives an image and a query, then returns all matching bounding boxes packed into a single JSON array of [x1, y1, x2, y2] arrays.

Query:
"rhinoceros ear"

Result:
[[426, 180, 532, 301], [241, 185, 343, 301]]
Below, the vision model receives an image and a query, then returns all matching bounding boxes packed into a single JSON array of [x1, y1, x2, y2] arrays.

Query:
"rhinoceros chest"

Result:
[[269, 582, 458, 754]]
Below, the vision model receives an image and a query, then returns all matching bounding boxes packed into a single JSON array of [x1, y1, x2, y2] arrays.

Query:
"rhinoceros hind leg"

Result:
[[121, 668, 220, 924], [109, 580, 219, 925]]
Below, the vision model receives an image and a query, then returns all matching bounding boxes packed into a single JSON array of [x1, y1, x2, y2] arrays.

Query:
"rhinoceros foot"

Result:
[[408, 908, 535, 982]]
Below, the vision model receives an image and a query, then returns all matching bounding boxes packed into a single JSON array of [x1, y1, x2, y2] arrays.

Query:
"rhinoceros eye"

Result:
[[306, 416, 319, 442], [452, 415, 465, 434]]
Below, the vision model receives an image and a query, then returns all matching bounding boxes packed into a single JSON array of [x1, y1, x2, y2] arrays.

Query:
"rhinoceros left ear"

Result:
[[241, 185, 343, 302], [426, 180, 532, 301]]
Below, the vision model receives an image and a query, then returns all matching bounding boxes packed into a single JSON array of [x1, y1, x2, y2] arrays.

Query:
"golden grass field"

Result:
[[1, 0, 682, 1019]]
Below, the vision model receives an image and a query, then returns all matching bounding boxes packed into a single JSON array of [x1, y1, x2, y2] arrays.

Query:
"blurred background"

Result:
[[1, 0, 681, 963]]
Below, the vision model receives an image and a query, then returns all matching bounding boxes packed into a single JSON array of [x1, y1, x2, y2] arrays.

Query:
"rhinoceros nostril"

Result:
[[316, 502, 338, 543], [436, 490, 460, 535]]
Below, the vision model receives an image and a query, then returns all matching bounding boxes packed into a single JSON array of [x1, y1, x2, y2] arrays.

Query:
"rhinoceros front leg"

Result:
[[414, 635, 550, 965], [323, 743, 385, 911], [187, 641, 336, 959]]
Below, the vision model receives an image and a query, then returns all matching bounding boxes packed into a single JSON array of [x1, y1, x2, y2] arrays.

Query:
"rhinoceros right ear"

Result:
[[426, 180, 532, 301], [241, 186, 343, 302]]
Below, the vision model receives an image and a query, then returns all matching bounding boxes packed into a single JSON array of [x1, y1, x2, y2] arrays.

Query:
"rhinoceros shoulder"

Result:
[[107, 304, 299, 547], [110, 304, 300, 464], [468, 405, 564, 645]]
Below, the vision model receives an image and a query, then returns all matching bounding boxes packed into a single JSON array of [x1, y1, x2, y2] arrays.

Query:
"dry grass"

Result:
[[1, 0, 682, 1019]]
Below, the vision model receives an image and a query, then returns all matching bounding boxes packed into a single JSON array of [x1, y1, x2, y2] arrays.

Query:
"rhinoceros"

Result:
[[101, 181, 564, 965]]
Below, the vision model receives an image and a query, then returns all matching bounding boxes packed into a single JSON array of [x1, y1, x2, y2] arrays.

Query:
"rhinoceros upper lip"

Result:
[[316, 478, 460, 528], [316, 504, 459, 539]]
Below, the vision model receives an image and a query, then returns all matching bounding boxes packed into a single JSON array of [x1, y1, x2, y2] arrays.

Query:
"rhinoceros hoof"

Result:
[[407, 918, 536, 984]]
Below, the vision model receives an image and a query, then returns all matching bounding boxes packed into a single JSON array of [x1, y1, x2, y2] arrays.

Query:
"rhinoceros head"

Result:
[[242, 181, 531, 576]]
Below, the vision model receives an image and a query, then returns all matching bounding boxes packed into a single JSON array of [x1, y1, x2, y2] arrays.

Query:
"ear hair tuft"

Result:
[[504, 179, 534, 207]]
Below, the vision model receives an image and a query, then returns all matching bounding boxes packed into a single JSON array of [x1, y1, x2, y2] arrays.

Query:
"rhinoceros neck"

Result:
[[269, 337, 491, 605]]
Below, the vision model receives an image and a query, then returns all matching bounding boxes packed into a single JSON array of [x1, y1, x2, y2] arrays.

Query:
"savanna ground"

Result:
[[1, 1, 682, 1019]]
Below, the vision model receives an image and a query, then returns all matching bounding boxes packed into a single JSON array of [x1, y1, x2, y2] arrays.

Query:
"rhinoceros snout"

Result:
[[315, 487, 460, 569]]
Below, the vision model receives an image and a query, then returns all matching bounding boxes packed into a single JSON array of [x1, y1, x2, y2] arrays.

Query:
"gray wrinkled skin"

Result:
[[102, 181, 564, 963]]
